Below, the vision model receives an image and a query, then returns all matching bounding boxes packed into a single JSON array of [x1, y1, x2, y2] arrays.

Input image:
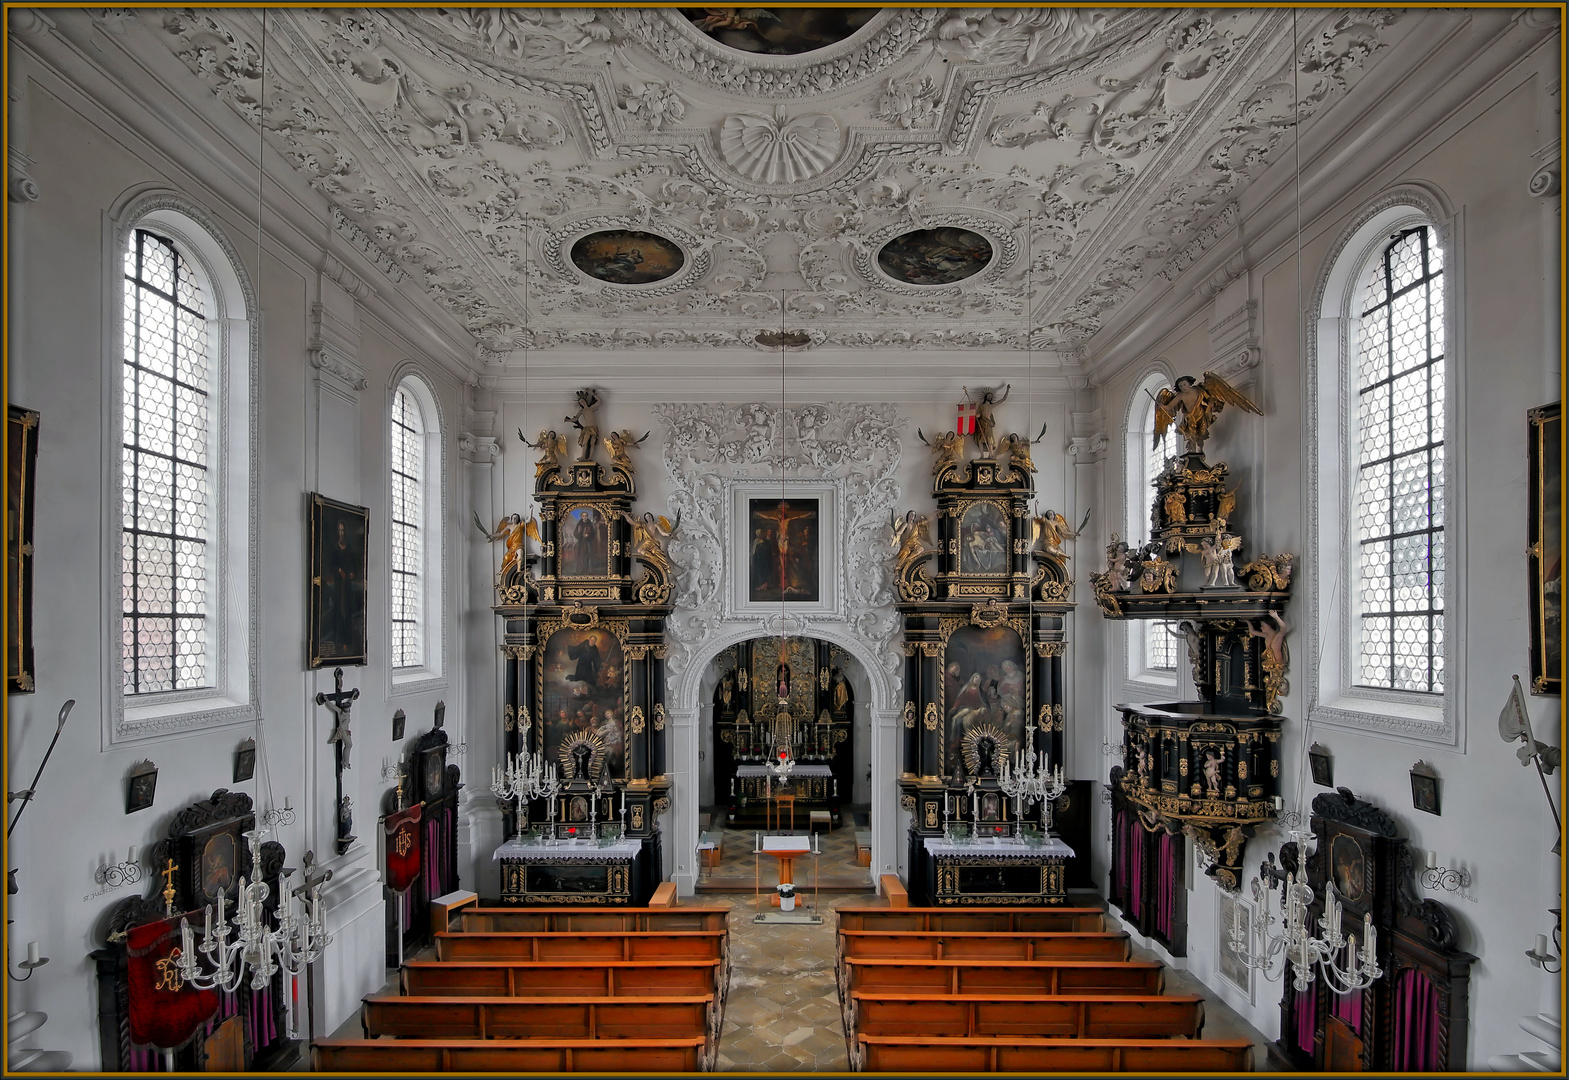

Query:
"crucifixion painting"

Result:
[[748, 498, 819, 603]]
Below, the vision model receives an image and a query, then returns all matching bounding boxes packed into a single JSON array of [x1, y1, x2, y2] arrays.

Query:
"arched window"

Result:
[[112, 195, 257, 742], [1307, 194, 1454, 741], [1125, 370, 1177, 685], [389, 373, 445, 687]]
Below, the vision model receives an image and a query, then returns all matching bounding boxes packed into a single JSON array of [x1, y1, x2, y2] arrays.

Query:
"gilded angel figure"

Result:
[[1153, 372, 1263, 454], [890, 510, 934, 572], [604, 428, 650, 474], [473, 511, 538, 578], [619, 508, 679, 575]]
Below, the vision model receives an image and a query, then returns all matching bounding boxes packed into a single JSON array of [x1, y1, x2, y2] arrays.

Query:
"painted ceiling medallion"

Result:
[[570, 231, 686, 285], [878, 228, 995, 286], [681, 7, 879, 55], [720, 111, 841, 184]]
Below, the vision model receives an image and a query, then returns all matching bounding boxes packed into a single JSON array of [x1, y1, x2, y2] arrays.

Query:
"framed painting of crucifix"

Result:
[[728, 480, 840, 619], [747, 498, 820, 603]]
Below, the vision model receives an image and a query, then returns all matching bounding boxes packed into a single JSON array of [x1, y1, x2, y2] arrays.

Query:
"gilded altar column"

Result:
[[626, 645, 650, 782]]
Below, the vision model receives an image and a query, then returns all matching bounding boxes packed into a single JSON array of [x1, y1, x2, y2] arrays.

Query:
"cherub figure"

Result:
[[999, 422, 1048, 475], [619, 508, 679, 575], [1199, 525, 1242, 587], [473, 511, 538, 578], [520, 428, 568, 481], [962, 383, 1010, 457], [1153, 372, 1263, 455], [917, 428, 964, 477], [1202, 748, 1225, 796], [890, 510, 934, 572], [604, 429, 650, 475], [1248, 611, 1289, 671], [565, 388, 601, 462], [1032, 508, 1089, 560], [1102, 535, 1134, 592]]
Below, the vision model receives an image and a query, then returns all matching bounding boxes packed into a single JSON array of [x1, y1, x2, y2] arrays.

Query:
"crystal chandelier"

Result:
[[1228, 832, 1382, 993], [767, 745, 795, 795], [997, 719, 1067, 831], [175, 826, 329, 994], [492, 750, 562, 842]]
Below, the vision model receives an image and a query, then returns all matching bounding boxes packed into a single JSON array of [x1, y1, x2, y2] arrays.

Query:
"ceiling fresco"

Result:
[[141, 6, 1413, 355]]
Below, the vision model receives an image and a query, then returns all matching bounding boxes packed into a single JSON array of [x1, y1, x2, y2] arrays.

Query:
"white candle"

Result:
[[128, 845, 137, 864], [205, 902, 213, 939], [1536, 934, 1550, 956], [972, 790, 978, 821], [620, 790, 626, 814], [284, 795, 291, 811], [26, 941, 39, 965]]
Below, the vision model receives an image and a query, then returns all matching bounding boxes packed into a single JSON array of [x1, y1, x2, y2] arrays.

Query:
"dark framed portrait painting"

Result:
[[541, 625, 625, 778], [748, 498, 819, 603], [308, 493, 369, 668], [1410, 761, 1440, 816], [125, 760, 158, 814], [957, 500, 1010, 576], [1528, 402, 1561, 695], [8, 405, 38, 693], [943, 624, 1026, 774], [559, 505, 609, 578]]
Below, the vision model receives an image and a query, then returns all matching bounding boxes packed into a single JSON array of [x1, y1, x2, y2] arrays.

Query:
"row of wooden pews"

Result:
[[312, 904, 732, 1072], [835, 904, 1253, 1072]]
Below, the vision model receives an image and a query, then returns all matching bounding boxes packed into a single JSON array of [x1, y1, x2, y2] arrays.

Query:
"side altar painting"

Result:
[[487, 388, 675, 906]]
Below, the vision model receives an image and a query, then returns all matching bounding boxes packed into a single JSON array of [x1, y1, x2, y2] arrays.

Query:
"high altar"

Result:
[[489, 403, 674, 905], [892, 411, 1083, 905]]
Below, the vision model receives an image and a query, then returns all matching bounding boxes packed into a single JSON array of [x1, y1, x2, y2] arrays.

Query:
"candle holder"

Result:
[[1419, 856, 1470, 893], [8, 943, 48, 981], [260, 800, 296, 829], [84, 849, 145, 901]]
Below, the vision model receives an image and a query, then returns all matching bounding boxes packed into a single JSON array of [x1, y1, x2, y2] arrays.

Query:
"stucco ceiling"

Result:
[[142, 7, 1413, 359]]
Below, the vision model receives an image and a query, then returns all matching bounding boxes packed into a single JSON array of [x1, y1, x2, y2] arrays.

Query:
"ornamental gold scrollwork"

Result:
[[653, 703, 666, 731], [629, 705, 646, 734], [925, 802, 940, 828], [1035, 641, 1065, 657], [624, 644, 652, 660], [503, 704, 515, 731], [631, 804, 645, 830], [903, 701, 916, 728], [900, 793, 916, 814], [653, 797, 670, 817], [923, 702, 940, 731]]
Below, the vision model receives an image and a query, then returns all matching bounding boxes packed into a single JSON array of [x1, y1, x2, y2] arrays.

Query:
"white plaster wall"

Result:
[[5, 46, 475, 1064], [1083, 28, 1562, 1066]]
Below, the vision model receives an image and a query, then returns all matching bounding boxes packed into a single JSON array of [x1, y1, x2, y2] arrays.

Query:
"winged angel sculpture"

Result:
[[474, 511, 538, 579], [1153, 372, 1262, 455]]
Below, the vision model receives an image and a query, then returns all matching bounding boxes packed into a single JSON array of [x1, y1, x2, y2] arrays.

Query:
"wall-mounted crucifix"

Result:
[[316, 667, 360, 854]]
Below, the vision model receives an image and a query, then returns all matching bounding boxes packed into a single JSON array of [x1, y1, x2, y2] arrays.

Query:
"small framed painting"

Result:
[[308, 493, 369, 668], [1410, 760, 1440, 816]]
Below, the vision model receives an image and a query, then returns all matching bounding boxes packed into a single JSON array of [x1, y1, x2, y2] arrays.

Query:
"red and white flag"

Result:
[[956, 401, 978, 434]]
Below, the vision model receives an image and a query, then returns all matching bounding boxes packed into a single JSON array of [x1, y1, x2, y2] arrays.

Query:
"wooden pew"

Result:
[[879, 874, 908, 908], [858, 1035, 1253, 1072], [361, 994, 713, 1042], [648, 881, 678, 907], [402, 958, 723, 998], [435, 928, 726, 964], [849, 993, 1205, 1040], [838, 929, 1129, 963], [450, 906, 728, 934], [313, 1036, 706, 1073], [836, 905, 1105, 933], [843, 957, 1165, 997]]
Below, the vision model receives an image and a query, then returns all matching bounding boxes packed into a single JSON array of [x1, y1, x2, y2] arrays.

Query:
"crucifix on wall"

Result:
[[316, 667, 360, 854]]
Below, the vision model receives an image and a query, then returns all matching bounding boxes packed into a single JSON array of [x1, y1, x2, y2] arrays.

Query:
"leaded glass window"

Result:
[[390, 385, 423, 670], [122, 229, 213, 694], [1353, 225, 1444, 693], [1130, 379, 1177, 678]]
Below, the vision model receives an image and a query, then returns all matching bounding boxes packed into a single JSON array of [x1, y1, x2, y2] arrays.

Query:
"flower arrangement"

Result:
[[775, 882, 796, 898]]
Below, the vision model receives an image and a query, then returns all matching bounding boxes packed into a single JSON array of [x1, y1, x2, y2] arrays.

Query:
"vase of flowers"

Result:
[[776, 882, 797, 911]]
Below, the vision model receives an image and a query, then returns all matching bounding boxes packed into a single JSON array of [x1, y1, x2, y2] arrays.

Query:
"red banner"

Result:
[[957, 401, 978, 434], [125, 914, 220, 1050], [384, 803, 424, 894]]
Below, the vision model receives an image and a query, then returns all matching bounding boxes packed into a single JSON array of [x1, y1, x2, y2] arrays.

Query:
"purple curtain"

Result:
[[1128, 818, 1145, 914], [1295, 986, 1316, 1054], [1155, 831, 1176, 938], [1393, 968, 1441, 1070], [1332, 986, 1363, 1035]]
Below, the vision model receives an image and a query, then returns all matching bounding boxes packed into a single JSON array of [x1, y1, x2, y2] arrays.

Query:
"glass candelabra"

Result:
[[998, 720, 1067, 833], [1228, 831, 1382, 994], [491, 750, 562, 844], [175, 827, 329, 998]]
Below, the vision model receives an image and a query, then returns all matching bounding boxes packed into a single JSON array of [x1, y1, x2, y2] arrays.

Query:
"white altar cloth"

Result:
[[923, 836, 1075, 859], [735, 764, 833, 778], [493, 837, 643, 862]]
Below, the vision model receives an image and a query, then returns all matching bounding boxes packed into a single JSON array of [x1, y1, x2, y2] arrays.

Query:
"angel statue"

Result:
[[1032, 508, 1090, 560], [889, 510, 934, 573], [1102, 535, 1134, 592], [604, 429, 650, 474], [962, 383, 1010, 457], [1214, 484, 1239, 528], [474, 511, 537, 578], [519, 428, 568, 481], [619, 509, 679, 576], [1198, 524, 1242, 587], [564, 387, 601, 462], [999, 421, 1049, 475], [916, 428, 964, 476], [1248, 611, 1289, 671], [1153, 372, 1262, 455]]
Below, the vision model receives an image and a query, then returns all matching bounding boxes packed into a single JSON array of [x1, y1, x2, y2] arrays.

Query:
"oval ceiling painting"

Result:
[[570, 230, 686, 286], [877, 227, 995, 286], [681, 8, 879, 55]]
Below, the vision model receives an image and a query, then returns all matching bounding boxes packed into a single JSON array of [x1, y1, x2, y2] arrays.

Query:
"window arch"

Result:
[[1124, 368, 1178, 685], [109, 192, 258, 742], [388, 370, 445, 689], [1306, 190, 1457, 743]]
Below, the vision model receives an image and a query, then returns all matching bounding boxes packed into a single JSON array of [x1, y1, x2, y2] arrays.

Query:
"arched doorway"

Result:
[[693, 636, 877, 893]]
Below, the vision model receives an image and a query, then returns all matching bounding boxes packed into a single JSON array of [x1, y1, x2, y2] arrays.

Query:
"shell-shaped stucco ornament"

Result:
[[719, 112, 841, 184]]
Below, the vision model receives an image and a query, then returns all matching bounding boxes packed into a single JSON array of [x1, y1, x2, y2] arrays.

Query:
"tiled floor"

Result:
[[699, 826, 873, 892]]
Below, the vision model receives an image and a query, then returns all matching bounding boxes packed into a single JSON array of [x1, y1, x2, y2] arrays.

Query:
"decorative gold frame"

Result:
[[533, 610, 631, 775], [556, 500, 616, 579]]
